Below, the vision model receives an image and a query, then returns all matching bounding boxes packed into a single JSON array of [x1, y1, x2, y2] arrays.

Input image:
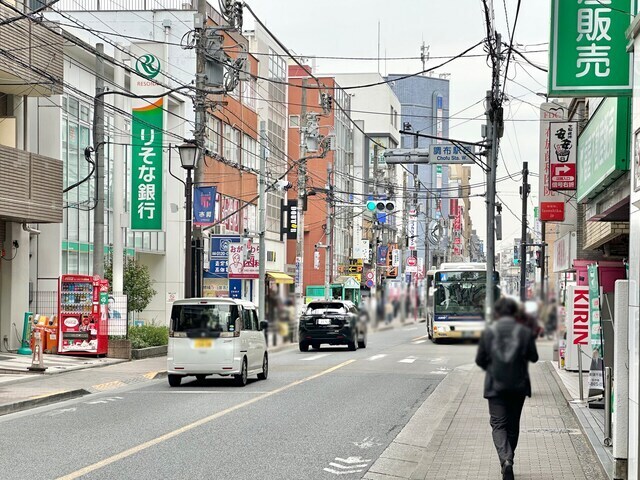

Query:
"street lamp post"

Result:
[[178, 141, 199, 299]]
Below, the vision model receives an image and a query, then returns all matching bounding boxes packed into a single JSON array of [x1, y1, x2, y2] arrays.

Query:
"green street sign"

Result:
[[548, 0, 633, 97], [577, 97, 630, 202], [534, 207, 539, 219], [131, 99, 164, 231]]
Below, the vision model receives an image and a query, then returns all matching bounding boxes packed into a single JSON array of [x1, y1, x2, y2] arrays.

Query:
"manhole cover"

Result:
[[522, 428, 581, 435]]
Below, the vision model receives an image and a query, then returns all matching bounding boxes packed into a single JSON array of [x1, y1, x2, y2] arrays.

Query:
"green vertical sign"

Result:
[[587, 263, 603, 358], [131, 99, 163, 230], [548, 0, 633, 96]]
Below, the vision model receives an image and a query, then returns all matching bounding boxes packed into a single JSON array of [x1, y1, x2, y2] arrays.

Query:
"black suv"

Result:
[[298, 300, 368, 352]]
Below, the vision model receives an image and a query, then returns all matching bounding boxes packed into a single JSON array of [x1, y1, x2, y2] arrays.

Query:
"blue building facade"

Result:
[[386, 74, 451, 268]]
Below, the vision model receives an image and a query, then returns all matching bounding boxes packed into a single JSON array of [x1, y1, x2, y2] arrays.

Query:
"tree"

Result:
[[104, 256, 157, 313]]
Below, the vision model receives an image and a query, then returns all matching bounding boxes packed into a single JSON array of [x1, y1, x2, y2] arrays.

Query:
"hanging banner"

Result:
[[587, 263, 603, 358], [377, 245, 389, 266], [548, 0, 633, 97], [194, 186, 217, 227], [284, 200, 298, 240], [228, 242, 259, 279], [130, 99, 164, 231]]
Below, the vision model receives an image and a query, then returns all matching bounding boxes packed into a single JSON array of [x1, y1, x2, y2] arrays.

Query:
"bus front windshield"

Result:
[[434, 271, 486, 315]]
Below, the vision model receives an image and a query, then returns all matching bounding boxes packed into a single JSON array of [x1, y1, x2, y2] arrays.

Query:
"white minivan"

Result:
[[167, 298, 268, 387]]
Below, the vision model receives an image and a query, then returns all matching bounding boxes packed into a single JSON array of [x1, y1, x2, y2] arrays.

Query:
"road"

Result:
[[0, 324, 480, 480]]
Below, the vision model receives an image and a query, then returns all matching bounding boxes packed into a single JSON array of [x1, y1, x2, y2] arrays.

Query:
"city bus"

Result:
[[425, 262, 500, 342]]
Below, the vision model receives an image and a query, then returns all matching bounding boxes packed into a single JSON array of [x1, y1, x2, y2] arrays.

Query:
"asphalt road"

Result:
[[0, 324, 480, 480]]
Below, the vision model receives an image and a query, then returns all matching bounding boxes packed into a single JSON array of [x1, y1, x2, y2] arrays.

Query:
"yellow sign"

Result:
[[346, 273, 362, 284]]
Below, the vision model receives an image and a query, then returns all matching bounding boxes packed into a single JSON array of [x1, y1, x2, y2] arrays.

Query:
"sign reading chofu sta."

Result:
[[131, 99, 163, 230], [549, 0, 633, 96]]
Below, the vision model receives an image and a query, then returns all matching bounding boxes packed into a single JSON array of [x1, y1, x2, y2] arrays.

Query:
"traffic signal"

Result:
[[366, 200, 395, 213], [535, 250, 541, 268]]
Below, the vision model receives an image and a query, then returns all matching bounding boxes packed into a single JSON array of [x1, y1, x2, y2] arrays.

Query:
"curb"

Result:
[[0, 389, 90, 417], [547, 362, 612, 480]]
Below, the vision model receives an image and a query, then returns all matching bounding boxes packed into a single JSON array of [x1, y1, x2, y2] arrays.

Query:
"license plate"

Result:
[[194, 339, 212, 348], [317, 318, 331, 325]]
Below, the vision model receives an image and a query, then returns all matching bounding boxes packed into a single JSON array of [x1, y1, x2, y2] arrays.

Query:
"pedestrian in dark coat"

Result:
[[476, 297, 539, 480]]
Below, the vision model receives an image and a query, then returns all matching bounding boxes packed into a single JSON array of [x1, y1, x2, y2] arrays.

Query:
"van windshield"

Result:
[[171, 304, 240, 337]]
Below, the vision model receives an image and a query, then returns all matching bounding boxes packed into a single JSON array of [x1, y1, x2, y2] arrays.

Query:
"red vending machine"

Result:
[[58, 274, 109, 356]]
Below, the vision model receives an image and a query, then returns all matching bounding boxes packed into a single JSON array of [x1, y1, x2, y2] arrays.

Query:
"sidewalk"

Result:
[[551, 362, 613, 478], [365, 362, 607, 480]]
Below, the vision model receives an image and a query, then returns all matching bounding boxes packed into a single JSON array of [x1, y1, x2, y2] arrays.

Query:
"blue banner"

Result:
[[205, 235, 240, 279], [229, 279, 242, 299], [194, 186, 217, 227], [377, 245, 389, 266]]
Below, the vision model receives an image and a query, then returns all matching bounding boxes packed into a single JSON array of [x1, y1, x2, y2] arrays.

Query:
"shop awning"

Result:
[[267, 272, 294, 284]]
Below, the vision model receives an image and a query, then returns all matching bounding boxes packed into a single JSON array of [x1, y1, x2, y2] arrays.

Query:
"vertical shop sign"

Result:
[[548, 122, 577, 190], [131, 99, 163, 230], [572, 287, 590, 345], [549, 0, 633, 96], [194, 186, 217, 227], [539, 103, 567, 221], [587, 263, 603, 357]]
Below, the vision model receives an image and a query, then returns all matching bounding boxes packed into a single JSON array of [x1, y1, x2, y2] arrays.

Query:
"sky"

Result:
[[244, 0, 551, 253]]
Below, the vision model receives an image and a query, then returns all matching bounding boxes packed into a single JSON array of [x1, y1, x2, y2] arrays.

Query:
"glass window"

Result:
[[234, 129, 241, 165], [68, 251, 79, 274], [68, 207, 78, 241], [289, 115, 300, 128], [251, 310, 259, 330], [305, 302, 348, 315], [170, 304, 240, 336], [242, 308, 253, 330], [80, 104, 90, 123], [68, 97, 79, 119], [61, 251, 68, 274], [79, 252, 89, 274], [223, 124, 233, 161]]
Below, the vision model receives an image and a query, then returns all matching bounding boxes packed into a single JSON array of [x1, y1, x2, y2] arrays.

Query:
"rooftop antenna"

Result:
[[420, 41, 430, 75], [377, 20, 381, 75]]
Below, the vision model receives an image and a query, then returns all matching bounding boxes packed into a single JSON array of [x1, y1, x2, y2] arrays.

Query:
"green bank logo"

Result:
[[135, 54, 161, 79]]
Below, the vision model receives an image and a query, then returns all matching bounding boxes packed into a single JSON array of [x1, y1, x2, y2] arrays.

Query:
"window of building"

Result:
[[242, 134, 258, 170], [223, 123, 234, 161], [289, 115, 299, 128], [241, 78, 257, 110]]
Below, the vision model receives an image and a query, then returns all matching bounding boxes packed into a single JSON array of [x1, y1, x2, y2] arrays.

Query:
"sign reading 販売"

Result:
[[548, 0, 633, 97], [548, 122, 577, 191], [577, 97, 630, 202], [131, 99, 163, 230]]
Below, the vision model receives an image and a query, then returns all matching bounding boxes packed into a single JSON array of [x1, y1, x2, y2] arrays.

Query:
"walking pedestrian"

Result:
[[475, 297, 539, 480]]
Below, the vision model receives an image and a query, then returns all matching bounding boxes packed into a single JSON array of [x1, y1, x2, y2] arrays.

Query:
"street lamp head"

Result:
[[178, 140, 199, 170]]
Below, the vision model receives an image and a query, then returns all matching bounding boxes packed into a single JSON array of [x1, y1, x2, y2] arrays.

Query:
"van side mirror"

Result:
[[260, 320, 268, 331]]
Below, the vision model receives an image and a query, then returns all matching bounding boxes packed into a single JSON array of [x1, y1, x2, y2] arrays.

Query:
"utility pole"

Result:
[[258, 121, 267, 326], [92, 43, 105, 278], [372, 143, 379, 301], [112, 45, 125, 292], [520, 161, 529, 302], [191, 0, 208, 298], [540, 224, 546, 301], [324, 164, 332, 299], [295, 79, 307, 318], [399, 170, 407, 323], [485, 33, 502, 321]]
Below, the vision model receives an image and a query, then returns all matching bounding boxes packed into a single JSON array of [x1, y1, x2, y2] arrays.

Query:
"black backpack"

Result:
[[488, 323, 524, 392]]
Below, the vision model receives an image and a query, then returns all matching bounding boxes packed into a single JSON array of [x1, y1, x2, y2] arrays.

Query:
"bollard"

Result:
[[604, 366, 612, 447], [27, 328, 47, 372], [578, 344, 584, 401]]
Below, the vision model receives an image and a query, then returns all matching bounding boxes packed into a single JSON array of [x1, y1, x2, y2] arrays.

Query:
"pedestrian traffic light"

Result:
[[535, 250, 541, 268]]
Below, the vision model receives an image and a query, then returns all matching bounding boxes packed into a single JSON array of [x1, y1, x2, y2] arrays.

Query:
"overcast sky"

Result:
[[245, 0, 550, 252]]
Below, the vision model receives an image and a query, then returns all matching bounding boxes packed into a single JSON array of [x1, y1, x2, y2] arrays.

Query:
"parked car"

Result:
[[298, 300, 367, 352], [167, 298, 268, 387]]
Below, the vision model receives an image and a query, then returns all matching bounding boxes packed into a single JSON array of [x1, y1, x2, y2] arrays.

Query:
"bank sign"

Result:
[[549, 0, 633, 97], [577, 96, 630, 202]]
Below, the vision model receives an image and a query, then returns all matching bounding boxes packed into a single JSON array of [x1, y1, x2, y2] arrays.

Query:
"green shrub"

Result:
[[128, 325, 169, 349]]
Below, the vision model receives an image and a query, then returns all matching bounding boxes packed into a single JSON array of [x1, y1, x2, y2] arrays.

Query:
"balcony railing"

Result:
[[0, 144, 63, 223]]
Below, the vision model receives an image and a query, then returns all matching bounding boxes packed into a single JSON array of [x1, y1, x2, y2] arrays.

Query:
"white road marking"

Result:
[[86, 396, 123, 405], [300, 353, 330, 361], [429, 357, 445, 364], [411, 335, 428, 341], [323, 456, 372, 475], [429, 370, 449, 375], [367, 354, 387, 361], [412, 340, 427, 344], [404, 327, 418, 331], [399, 357, 417, 364], [44, 407, 77, 417], [352, 437, 383, 449], [323, 468, 363, 475]]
